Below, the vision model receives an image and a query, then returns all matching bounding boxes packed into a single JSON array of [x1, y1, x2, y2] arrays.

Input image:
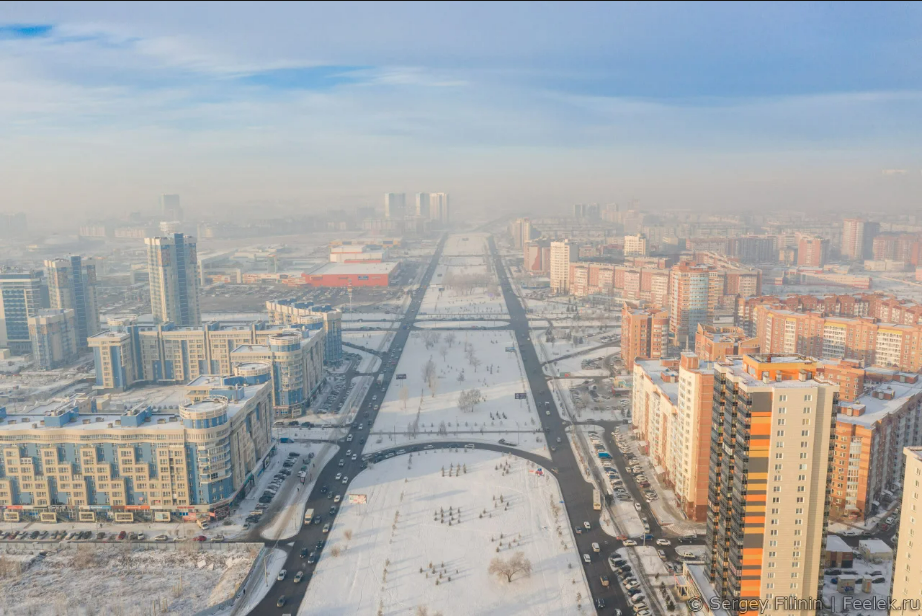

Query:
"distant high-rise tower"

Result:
[[44, 256, 99, 348], [0, 271, 44, 354], [28, 309, 78, 370], [415, 193, 431, 218], [549, 240, 577, 294], [429, 193, 449, 223], [160, 194, 183, 222], [145, 233, 201, 326], [384, 193, 406, 219], [841, 218, 879, 260]]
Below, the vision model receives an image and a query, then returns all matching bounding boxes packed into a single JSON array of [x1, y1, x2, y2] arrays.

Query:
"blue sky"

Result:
[[0, 1, 920, 219]]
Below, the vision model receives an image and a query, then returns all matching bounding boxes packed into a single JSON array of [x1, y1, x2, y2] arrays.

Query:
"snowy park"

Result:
[[367, 329, 548, 456], [297, 450, 591, 616], [421, 234, 508, 318]]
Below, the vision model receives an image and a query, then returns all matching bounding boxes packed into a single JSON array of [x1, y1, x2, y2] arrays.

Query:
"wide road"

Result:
[[487, 235, 632, 614], [251, 235, 447, 615]]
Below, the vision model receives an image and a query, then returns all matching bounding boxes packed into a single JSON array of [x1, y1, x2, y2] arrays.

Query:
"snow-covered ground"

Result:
[[367, 330, 549, 457], [821, 555, 893, 616], [415, 320, 510, 328], [342, 330, 394, 355], [0, 543, 260, 616], [348, 347, 381, 373], [543, 346, 616, 378], [297, 450, 591, 616], [343, 312, 401, 321], [420, 234, 508, 318]]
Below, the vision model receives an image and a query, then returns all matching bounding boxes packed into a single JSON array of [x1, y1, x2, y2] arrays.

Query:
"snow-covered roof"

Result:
[[825, 534, 851, 553], [858, 539, 893, 555]]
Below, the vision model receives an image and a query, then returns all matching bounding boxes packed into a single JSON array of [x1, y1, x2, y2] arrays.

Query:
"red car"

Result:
[[193, 535, 207, 542], [117, 531, 127, 540]]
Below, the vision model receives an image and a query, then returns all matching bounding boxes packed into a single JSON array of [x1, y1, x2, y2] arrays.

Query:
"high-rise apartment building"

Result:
[[621, 304, 669, 370], [44, 256, 99, 348], [797, 236, 828, 267], [632, 353, 713, 521], [891, 446, 922, 608], [668, 263, 723, 349], [0, 271, 44, 354], [510, 218, 533, 249], [841, 218, 879, 260], [707, 355, 837, 613], [265, 299, 343, 364], [831, 377, 922, 522], [694, 324, 759, 363], [415, 193, 431, 218], [384, 193, 406, 219], [145, 233, 201, 327], [160, 194, 183, 221], [28, 309, 78, 370], [624, 234, 648, 257], [429, 193, 449, 223], [549, 240, 577, 294]]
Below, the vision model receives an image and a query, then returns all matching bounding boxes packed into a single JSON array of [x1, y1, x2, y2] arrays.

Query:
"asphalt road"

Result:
[[250, 234, 448, 615]]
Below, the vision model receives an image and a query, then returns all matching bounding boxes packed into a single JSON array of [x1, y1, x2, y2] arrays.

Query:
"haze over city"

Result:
[[2, 1, 922, 223], [1, 3, 922, 616]]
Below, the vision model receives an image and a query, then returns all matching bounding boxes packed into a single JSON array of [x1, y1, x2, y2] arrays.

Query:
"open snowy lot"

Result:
[[297, 450, 590, 616], [420, 234, 507, 318], [0, 543, 260, 616], [343, 329, 395, 355], [415, 320, 510, 328], [368, 330, 548, 457]]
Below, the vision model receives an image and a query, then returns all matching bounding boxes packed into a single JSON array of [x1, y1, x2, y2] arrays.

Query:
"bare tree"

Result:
[[458, 388, 484, 413], [422, 331, 442, 350], [421, 358, 437, 383], [471, 356, 482, 372], [445, 332, 457, 347], [428, 372, 440, 398], [488, 552, 533, 583], [399, 385, 410, 409], [439, 345, 449, 361]]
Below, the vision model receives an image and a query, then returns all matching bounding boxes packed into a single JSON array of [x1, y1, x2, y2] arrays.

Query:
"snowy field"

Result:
[[343, 312, 402, 321], [343, 330, 395, 354], [415, 320, 510, 328], [420, 234, 508, 318], [543, 345, 616, 378], [368, 330, 548, 457], [298, 450, 591, 616], [0, 543, 260, 616]]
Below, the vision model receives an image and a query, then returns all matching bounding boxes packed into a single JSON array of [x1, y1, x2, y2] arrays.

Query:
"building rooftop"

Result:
[[858, 538, 893, 555], [825, 535, 852, 553], [308, 262, 398, 276], [0, 382, 266, 433], [634, 359, 679, 405], [837, 380, 922, 428]]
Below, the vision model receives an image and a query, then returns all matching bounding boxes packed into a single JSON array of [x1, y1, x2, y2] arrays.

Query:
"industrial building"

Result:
[[302, 262, 398, 287]]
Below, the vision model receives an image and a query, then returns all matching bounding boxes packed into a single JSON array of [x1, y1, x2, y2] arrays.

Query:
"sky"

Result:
[[1, 1, 921, 222]]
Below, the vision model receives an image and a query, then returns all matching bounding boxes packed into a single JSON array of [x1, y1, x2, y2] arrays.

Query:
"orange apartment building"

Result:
[[830, 375, 922, 522], [620, 304, 669, 371], [694, 323, 759, 362]]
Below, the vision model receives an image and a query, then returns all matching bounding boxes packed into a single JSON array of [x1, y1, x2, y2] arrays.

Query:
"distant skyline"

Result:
[[1, 1, 922, 222]]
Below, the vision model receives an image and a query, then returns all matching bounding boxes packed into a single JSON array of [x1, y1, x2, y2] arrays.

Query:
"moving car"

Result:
[[277, 570, 287, 581], [294, 571, 304, 583], [583, 553, 591, 563]]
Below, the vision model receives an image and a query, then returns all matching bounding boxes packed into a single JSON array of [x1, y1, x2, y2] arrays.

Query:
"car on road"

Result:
[[334, 494, 341, 503], [300, 547, 309, 558], [193, 535, 207, 542], [600, 575, 610, 587], [342, 476, 348, 484], [352, 454, 358, 461], [335, 473, 342, 481], [294, 571, 304, 583], [424, 445, 434, 450], [583, 521, 591, 530], [596, 598, 606, 609], [575, 527, 582, 535], [276, 596, 287, 608], [622, 539, 637, 546], [592, 542, 600, 552], [154, 535, 169, 542], [634, 503, 642, 511], [583, 553, 591, 564], [277, 570, 287, 581], [307, 552, 317, 564], [656, 538, 671, 546]]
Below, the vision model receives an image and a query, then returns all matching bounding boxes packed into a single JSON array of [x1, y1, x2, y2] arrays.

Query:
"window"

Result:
[[778, 418, 786, 426], [779, 395, 787, 402], [804, 395, 813, 401], [775, 464, 783, 471], [772, 497, 780, 504], [798, 475, 806, 481], [777, 430, 785, 437]]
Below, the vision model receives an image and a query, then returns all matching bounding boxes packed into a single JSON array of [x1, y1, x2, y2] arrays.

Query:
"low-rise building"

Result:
[[0, 379, 272, 521]]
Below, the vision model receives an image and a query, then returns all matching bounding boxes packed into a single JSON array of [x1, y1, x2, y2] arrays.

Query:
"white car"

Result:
[[342, 476, 348, 484], [656, 538, 671, 546], [583, 553, 591, 564], [623, 579, 640, 589], [334, 473, 342, 481], [277, 569, 287, 581], [622, 539, 637, 547], [583, 521, 591, 530]]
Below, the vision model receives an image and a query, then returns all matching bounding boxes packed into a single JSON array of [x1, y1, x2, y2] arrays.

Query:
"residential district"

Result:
[[0, 199, 921, 616]]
